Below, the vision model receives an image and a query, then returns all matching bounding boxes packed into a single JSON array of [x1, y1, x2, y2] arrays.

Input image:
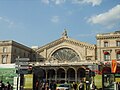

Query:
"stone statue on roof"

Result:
[[62, 29, 68, 38]]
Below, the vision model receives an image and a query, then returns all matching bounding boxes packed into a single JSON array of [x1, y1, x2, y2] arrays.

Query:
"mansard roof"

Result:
[[36, 37, 96, 52]]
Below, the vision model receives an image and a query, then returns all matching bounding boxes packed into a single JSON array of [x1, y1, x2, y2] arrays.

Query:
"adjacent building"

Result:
[[0, 40, 34, 64]]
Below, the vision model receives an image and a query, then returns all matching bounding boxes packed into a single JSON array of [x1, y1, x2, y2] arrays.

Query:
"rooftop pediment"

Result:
[[36, 36, 95, 53]]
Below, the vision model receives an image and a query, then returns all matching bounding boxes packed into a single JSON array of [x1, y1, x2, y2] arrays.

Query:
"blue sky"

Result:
[[0, 0, 120, 47]]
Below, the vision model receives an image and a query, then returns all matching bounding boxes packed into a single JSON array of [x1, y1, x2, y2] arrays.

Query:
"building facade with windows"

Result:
[[0, 40, 33, 64], [96, 31, 120, 62]]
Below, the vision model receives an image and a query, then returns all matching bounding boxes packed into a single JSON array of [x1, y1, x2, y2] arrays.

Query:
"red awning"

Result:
[[104, 52, 109, 55]]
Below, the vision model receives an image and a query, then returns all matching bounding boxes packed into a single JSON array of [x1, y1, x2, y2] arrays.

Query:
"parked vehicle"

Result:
[[56, 83, 72, 90]]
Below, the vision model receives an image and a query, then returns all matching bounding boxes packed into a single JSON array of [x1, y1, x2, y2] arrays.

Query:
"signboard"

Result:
[[111, 60, 117, 73], [16, 58, 30, 61], [15, 58, 32, 74], [0, 68, 17, 85], [16, 62, 29, 65], [95, 75, 102, 89], [24, 74, 33, 90]]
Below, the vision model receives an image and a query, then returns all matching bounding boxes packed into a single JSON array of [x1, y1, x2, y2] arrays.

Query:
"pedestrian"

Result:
[[6, 82, 11, 90], [53, 81, 57, 90], [78, 81, 84, 90], [118, 82, 120, 90], [35, 80, 39, 90], [0, 80, 5, 90], [73, 82, 77, 90], [45, 83, 49, 90], [90, 81, 96, 90], [42, 83, 45, 90]]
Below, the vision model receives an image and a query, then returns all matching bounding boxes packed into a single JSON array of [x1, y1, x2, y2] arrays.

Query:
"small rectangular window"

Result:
[[104, 54, 110, 61], [117, 54, 120, 61], [104, 42, 108, 47], [2, 55, 7, 64], [116, 41, 120, 47], [3, 47, 7, 53]]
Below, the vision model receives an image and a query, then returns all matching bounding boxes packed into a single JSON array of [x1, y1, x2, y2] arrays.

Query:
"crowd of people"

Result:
[[35, 81, 57, 90], [0, 81, 12, 90], [35, 80, 97, 90]]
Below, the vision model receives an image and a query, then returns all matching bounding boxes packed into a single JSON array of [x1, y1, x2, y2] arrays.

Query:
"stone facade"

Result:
[[36, 36, 96, 64], [96, 31, 120, 63], [0, 40, 33, 64]]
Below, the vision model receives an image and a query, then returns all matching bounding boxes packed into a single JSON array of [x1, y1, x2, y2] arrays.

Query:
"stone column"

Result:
[[55, 70, 57, 82], [45, 69, 48, 82], [75, 70, 77, 82], [65, 70, 67, 82]]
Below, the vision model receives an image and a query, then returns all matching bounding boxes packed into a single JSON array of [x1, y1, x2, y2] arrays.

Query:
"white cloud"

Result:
[[41, 0, 50, 4], [72, 0, 102, 6], [0, 16, 15, 28], [51, 0, 66, 5], [51, 16, 60, 23], [88, 4, 120, 28], [41, 0, 66, 5]]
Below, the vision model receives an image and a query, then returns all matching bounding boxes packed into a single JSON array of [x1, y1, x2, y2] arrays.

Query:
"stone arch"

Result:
[[57, 68, 65, 79], [48, 45, 83, 61], [47, 69, 55, 81], [34, 68, 46, 81], [67, 68, 75, 82], [77, 68, 86, 81]]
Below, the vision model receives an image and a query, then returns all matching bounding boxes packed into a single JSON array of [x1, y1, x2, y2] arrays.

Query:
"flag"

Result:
[[111, 60, 117, 73]]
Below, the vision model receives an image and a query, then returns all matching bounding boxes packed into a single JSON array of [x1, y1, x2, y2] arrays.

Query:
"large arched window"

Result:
[[51, 48, 80, 62]]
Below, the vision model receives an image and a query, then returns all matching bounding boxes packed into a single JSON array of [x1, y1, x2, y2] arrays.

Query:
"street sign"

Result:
[[15, 58, 31, 74], [17, 69, 29, 74], [16, 62, 29, 65], [16, 58, 30, 61]]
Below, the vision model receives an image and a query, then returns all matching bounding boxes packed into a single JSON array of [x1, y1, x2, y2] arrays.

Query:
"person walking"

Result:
[[0, 81, 5, 90], [73, 82, 77, 90], [6, 82, 11, 90], [90, 81, 96, 90], [78, 81, 84, 90]]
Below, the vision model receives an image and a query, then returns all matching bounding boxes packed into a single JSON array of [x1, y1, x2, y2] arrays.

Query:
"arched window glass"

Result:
[[51, 48, 80, 62]]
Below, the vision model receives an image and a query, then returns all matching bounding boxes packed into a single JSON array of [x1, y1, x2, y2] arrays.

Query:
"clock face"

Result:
[[51, 48, 80, 62]]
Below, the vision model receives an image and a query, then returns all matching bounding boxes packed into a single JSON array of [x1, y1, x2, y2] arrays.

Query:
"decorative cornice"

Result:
[[96, 32, 120, 40], [0, 40, 32, 52], [36, 37, 96, 53]]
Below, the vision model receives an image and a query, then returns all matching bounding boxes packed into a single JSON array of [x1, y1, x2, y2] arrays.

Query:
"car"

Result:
[[56, 83, 72, 90]]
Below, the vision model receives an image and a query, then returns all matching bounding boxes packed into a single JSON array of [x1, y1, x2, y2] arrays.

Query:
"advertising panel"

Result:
[[24, 74, 33, 90]]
